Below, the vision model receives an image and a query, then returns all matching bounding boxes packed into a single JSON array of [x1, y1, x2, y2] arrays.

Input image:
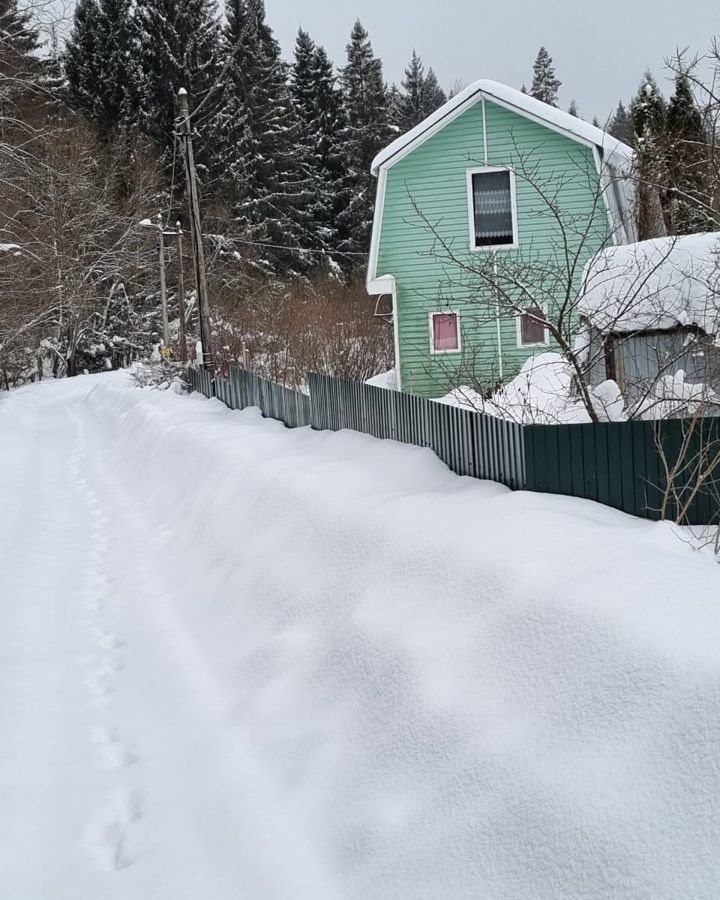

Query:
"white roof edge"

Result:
[[371, 79, 633, 176]]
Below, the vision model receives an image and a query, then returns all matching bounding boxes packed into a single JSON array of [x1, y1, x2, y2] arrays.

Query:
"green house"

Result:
[[367, 80, 637, 397]]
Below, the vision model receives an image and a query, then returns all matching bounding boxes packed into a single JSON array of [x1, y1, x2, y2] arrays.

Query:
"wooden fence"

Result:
[[189, 366, 720, 526]]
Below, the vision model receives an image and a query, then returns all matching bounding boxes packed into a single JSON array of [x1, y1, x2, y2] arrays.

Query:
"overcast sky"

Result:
[[266, 0, 718, 121]]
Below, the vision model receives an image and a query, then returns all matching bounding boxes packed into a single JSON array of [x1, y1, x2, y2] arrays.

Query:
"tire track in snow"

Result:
[[67, 406, 143, 873]]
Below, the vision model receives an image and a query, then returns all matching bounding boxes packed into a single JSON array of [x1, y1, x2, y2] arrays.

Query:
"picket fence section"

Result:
[[189, 365, 720, 526]]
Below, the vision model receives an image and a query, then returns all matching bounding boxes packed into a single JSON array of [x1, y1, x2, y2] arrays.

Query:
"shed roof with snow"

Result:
[[580, 232, 720, 335]]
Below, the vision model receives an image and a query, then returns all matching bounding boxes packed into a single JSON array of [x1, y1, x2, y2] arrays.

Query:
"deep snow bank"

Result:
[[80, 376, 720, 898]]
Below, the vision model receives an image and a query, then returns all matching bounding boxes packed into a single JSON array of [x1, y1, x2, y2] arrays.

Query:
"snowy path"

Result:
[[0, 379, 336, 900], [2, 373, 720, 900]]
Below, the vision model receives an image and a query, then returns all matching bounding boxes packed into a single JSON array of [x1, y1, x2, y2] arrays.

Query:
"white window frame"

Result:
[[429, 310, 462, 355], [466, 166, 519, 252], [516, 304, 550, 348]]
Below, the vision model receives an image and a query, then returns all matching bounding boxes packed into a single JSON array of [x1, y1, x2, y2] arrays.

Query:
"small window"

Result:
[[469, 169, 515, 248], [431, 312, 460, 353], [519, 306, 548, 346]]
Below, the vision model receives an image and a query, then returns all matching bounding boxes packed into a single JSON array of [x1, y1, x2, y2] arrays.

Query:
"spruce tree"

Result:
[[608, 101, 632, 144], [423, 68, 447, 115], [0, 0, 39, 75], [290, 31, 348, 256], [0, 0, 40, 117], [64, 0, 140, 141], [530, 47, 561, 106], [397, 50, 425, 131], [666, 74, 711, 233], [339, 20, 391, 257], [387, 82, 402, 130], [567, 99, 579, 117], [630, 72, 668, 237], [135, 0, 221, 161], [394, 52, 447, 133], [213, 0, 313, 273]]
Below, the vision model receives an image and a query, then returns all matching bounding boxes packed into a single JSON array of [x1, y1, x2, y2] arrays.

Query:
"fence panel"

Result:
[[523, 417, 720, 525], [189, 367, 718, 526], [306, 373, 526, 491]]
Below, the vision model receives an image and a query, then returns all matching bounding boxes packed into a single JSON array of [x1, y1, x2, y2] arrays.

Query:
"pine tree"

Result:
[[666, 74, 711, 234], [290, 30, 348, 257], [530, 47, 561, 106], [64, 0, 139, 141], [608, 101, 632, 144], [339, 20, 391, 257], [213, 0, 313, 273], [630, 72, 668, 238], [135, 0, 221, 161], [567, 99, 579, 117]]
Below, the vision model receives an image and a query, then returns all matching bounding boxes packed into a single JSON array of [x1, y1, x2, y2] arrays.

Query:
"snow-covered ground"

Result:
[[2, 372, 720, 899]]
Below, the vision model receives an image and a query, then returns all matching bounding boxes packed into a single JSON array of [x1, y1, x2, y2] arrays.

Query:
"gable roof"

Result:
[[371, 80, 633, 177]]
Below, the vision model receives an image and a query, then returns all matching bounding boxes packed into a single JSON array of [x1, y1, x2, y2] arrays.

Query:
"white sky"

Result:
[[267, 0, 719, 121]]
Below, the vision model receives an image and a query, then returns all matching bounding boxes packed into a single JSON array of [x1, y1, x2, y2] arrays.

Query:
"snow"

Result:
[[436, 352, 624, 423], [2, 373, 720, 898], [365, 368, 398, 390], [580, 232, 720, 334], [371, 79, 633, 177]]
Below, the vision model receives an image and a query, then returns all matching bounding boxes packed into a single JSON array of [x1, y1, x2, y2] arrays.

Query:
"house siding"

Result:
[[375, 98, 613, 397]]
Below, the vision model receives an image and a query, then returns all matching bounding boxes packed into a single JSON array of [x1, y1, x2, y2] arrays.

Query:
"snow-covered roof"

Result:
[[371, 80, 633, 176], [580, 232, 720, 334]]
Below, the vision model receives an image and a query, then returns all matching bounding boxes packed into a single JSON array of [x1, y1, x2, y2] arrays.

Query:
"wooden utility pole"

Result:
[[177, 87, 213, 372], [157, 213, 169, 347], [176, 221, 188, 363]]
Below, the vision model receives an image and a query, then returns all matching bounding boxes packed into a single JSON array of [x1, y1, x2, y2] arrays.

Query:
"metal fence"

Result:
[[189, 365, 720, 526], [308, 373, 526, 489]]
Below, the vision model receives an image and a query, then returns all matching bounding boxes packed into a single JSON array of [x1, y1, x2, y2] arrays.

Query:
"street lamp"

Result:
[[139, 215, 187, 361]]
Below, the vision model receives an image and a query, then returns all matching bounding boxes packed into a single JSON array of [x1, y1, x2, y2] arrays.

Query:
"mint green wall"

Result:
[[375, 99, 612, 397]]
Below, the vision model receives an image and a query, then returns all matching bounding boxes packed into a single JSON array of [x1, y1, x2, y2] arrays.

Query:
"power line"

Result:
[[221, 236, 367, 257]]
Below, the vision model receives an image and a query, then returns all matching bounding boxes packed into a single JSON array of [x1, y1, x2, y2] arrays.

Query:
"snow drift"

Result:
[[5, 374, 720, 899]]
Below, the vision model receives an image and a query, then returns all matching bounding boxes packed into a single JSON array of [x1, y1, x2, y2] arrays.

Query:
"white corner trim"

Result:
[[429, 310, 462, 355], [366, 167, 388, 286], [465, 166, 519, 252], [592, 145, 625, 248], [367, 275, 395, 295], [515, 305, 550, 349]]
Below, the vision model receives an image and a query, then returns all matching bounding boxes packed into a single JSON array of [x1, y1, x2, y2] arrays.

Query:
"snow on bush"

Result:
[[436, 353, 626, 424]]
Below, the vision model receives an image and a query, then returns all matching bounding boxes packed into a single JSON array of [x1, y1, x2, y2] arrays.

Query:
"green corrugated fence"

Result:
[[188, 366, 720, 526]]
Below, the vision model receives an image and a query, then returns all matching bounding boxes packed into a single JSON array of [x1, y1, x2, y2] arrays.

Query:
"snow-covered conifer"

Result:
[[530, 47, 561, 106], [666, 74, 711, 234], [64, 0, 140, 141], [338, 20, 391, 258], [134, 0, 221, 161], [212, 0, 313, 273], [608, 101, 632, 144]]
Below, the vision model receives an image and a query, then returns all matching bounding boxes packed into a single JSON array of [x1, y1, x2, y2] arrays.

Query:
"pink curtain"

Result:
[[433, 314, 459, 351]]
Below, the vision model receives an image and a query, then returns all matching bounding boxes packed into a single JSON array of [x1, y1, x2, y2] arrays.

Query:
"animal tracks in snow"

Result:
[[83, 788, 143, 872], [68, 406, 145, 874]]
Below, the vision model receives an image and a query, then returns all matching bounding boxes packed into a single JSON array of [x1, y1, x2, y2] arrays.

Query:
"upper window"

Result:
[[467, 168, 517, 249], [430, 312, 460, 354], [518, 306, 549, 347]]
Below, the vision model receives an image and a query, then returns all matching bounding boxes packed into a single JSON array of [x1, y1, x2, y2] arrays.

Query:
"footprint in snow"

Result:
[[90, 727, 138, 768], [84, 789, 142, 871]]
